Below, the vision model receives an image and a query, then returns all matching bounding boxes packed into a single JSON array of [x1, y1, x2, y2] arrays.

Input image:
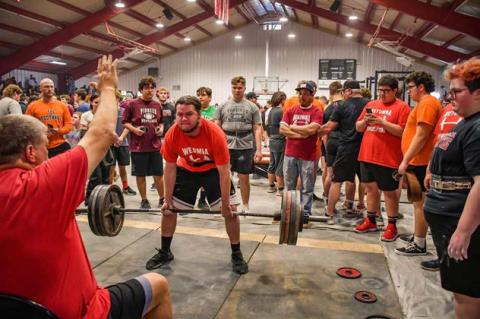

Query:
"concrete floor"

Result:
[[77, 173, 453, 319]]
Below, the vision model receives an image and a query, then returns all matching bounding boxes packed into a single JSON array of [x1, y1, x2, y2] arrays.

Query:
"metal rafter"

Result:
[[275, 0, 469, 63], [236, 6, 251, 22], [308, 0, 319, 28], [357, 3, 376, 42]]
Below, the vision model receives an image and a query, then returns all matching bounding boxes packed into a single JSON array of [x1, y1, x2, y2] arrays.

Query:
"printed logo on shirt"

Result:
[[438, 110, 462, 132], [141, 108, 158, 123], [292, 114, 311, 125], [163, 109, 172, 117], [39, 109, 60, 122], [436, 132, 456, 150], [182, 147, 212, 163]]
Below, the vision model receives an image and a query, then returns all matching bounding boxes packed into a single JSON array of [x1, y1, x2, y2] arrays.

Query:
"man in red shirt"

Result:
[[146, 95, 249, 275], [354, 75, 410, 241], [0, 55, 171, 319]]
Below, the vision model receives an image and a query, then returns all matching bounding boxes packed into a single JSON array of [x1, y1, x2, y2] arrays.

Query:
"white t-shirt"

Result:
[[80, 111, 94, 128]]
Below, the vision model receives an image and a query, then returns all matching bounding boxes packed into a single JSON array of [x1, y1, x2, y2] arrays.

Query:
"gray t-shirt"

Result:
[[214, 99, 261, 150], [0, 97, 22, 116]]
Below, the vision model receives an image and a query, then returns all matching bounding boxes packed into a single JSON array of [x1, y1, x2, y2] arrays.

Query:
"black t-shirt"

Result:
[[161, 102, 176, 136], [267, 106, 285, 152], [425, 111, 480, 217], [323, 100, 343, 143], [330, 97, 368, 151]]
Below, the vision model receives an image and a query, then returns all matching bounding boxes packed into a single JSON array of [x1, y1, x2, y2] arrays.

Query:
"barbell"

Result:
[[75, 184, 328, 245]]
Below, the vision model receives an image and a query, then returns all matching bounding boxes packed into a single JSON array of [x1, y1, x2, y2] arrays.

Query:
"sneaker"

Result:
[[145, 248, 174, 270], [150, 183, 156, 191], [399, 233, 414, 244], [342, 209, 362, 219], [140, 199, 151, 209], [397, 212, 404, 220], [381, 224, 398, 242], [267, 185, 276, 193], [355, 218, 378, 233], [276, 190, 283, 197], [123, 186, 137, 196], [326, 214, 335, 225], [197, 200, 209, 210], [356, 203, 366, 213], [231, 251, 249, 275], [395, 242, 427, 256], [376, 214, 385, 227], [421, 259, 440, 271], [313, 193, 323, 201]]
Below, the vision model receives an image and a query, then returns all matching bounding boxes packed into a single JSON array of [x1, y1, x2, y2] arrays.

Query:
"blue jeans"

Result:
[[283, 156, 316, 216]]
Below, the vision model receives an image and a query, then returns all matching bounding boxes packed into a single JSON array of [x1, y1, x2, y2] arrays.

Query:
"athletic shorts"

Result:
[[360, 162, 399, 191], [408, 165, 427, 192], [48, 142, 71, 158], [325, 139, 339, 167], [332, 150, 360, 183], [131, 152, 163, 177], [111, 146, 130, 166], [229, 149, 254, 174], [108, 276, 152, 319], [267, 151, 284, 177], [425, 211, 480, 298], [172, 167, 238, 210]]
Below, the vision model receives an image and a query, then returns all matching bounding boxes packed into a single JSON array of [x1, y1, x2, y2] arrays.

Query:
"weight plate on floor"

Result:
[[279, 190, 289, 244], [337, 267, 362, 279], [354, 291, 377, 303], [87, 185, 102, 236], [98, 184, 125, 236]]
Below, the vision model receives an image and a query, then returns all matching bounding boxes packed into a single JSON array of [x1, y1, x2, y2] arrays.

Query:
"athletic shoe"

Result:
[[145, 248, 174, 270], [381, 224, 398, 242], [313, 193, 323, 201], [150, 183, 156, 191], [399, 233, 414, 244], [267, 185, 276, 193], [276, 190, 283, 197], [355, 218, 378, 233], [123, 186, 137, 196], [231, 251, 249, 275], [326, 215, 335, 225], [342, 210, 362, 219], [356, 203, 366, 214], [421, 259, 440, 271], [140, 199, 151, 209], [397, 212, 404, 219], [197, 200, 209, 210], [395, 242, 427, 256], [376, 215, 385, 227]]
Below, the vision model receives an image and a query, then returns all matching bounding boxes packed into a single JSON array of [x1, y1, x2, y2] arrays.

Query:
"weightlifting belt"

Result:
[[430, 175, 472, 191], [189, 160, 215, 167], [224, 130, 251, 138]]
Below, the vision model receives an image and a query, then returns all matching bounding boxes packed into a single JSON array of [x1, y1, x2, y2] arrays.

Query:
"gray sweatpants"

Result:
[[283, 155, 316, 216]]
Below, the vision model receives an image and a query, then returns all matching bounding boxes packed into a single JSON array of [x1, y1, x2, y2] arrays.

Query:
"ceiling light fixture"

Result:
[[114, 1, 125, 8], [345, 32, 353, 38], [348, 15, 358, 21], [184, 37, 191, 42], [288, 33, 296, 38], [50, 61, 67, 65], [156, 22, 164, 28], [187, 0, 196, 2], [279, 17, 288, 22], [234, 34, 242, 40], [215, 19, 224, 25]]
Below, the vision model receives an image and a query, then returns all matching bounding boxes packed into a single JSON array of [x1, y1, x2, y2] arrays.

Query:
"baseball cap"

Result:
[[295, 81, 316, 93], [246, 92, 259, 99], [343, 80, 360, 90]]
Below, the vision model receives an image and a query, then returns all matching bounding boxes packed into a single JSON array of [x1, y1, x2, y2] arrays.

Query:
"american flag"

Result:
[[215, 0, 229, 25]]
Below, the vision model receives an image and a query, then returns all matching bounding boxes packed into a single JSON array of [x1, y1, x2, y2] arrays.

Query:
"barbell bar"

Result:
[[75, 184, 328, 245]]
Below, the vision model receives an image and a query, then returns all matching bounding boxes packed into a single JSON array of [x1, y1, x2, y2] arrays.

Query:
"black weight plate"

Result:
[[88, 185, 102, 236], [279, 190, 287, 244], [287, 191, 297, 245], [95, 185, 109, 236], [354, 291, 377, 304], [337, 267, 362, 279], [102, 185, 124, 236]]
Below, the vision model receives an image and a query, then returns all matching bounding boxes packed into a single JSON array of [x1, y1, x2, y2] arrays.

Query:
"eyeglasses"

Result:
[[378, 88, 392, 94], [449, 88, 468, 99]]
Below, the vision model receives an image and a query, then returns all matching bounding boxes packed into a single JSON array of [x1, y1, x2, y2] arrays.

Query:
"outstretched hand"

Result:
[[96, 55, 118, 91]]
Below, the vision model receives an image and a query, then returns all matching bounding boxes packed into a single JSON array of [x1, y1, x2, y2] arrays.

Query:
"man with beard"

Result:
[[145, 96, 248, 275]]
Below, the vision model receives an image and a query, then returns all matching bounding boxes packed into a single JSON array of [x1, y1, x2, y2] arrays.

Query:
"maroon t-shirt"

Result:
[[122, 98, 163, 152]]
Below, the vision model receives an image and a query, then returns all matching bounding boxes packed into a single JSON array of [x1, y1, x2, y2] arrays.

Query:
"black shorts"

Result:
[[48, 142, 71, 158], [108, 277, 152, 319], [325, 140, 338, 167], [408, 165, 427, 192], [111, 146, 130, 166], [425, 211, 480, 298], [131, 152, 163, 176], [173, 167, 237, 209], [267, 151, 284, 177], [360, 162, 399, 191], [332, 150, 360, 183], [229, 149, 254, 174]]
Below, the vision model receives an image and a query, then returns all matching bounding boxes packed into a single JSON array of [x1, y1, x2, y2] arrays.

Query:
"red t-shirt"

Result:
[[122, 97, 163, 152], [357, 99, 411, 168], [0, 147, 110, 319], [281, 105, 323, 161], [161, 118, 230, 172], [434, 104, 462, 136]]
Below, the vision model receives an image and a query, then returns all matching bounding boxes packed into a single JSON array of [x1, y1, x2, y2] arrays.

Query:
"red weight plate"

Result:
[[354, 291, 377, 304], [336, 267, 362, 279]]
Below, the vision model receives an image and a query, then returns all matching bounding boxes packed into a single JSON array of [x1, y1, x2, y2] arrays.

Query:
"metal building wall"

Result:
[[2, 70, 58, 88], [111, 22, 445, 104]]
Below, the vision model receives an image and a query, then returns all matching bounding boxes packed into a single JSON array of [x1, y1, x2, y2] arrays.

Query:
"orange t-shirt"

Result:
[[161, 118, 230, 172], [283, 96, 325, 159], [358, 99, 411, 168], [401, 95, 442, 166], [26, 99, 73, 149]]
